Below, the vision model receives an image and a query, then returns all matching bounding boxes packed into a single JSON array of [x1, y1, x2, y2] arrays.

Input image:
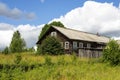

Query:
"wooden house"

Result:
[[37, 26, 110, 58]]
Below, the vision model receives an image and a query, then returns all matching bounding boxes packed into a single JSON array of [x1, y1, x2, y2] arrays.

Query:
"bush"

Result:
[[102, 40, 120, 65], [14, 54, 22, 64], [57, 56, 65, 65], [38, 36, 64, 55], [2, 47, 9, 54], [44, 55, 52, 65], [37, 21, 65, 54]]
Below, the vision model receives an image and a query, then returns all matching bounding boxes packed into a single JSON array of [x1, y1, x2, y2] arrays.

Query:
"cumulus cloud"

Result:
[[1, 1, 120, 50], [51, 1, 120, 38], [16, 24, 43, 48], [0, 30, 13, 50], [25, 12, 36, 20], [0, 23, 14, 30], [0, 2, 36, 20], [0, 23, 43, 50]]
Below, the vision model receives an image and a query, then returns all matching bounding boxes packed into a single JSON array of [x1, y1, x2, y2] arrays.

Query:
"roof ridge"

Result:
[[52, 26, 108, 38]]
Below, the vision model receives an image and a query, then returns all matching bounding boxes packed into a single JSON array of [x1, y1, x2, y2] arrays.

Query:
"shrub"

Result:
[[38, 36, 64, 55], [44, 55, 52, 65], [57, 56, 65, 65], [72, 52, 77, 62], [102, 40, 120, 65], [37, 21, 65, 54], [2, 47, 9, 54], [14, 54, 22, 64]]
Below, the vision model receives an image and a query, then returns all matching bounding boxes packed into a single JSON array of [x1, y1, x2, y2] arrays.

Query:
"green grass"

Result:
[[0, 52, 120, 80]]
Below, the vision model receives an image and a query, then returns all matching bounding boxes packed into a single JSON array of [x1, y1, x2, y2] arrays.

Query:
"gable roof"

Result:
[[52, 26, 110, 43]]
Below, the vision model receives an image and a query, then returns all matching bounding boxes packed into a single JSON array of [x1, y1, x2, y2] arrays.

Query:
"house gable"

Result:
[[37, 26, 70, 44]]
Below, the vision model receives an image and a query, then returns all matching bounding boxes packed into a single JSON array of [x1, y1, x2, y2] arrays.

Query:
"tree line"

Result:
[[2, 21, 65, 55]]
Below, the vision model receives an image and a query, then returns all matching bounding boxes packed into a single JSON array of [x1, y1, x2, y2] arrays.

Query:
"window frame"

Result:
[[87, 43, 91, 48], [51, 31, 57, 37], [79, 42, 83, 48], [65, 41, 69, 49], [73, 41, 78, 49]]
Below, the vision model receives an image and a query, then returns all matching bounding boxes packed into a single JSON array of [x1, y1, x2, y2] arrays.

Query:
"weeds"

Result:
[[0, 52, 120, 80], [14, 54, 22, 65]]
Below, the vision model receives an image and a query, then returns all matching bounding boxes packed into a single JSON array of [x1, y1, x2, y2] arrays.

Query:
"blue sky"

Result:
[[0, 0, 119, 25], [0, 0, 120, 50]]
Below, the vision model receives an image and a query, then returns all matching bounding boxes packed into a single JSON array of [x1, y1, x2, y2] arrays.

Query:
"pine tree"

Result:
[[40, 36, 64, 55], [37, 21, 65, 54], [10, 31, 26, 53]]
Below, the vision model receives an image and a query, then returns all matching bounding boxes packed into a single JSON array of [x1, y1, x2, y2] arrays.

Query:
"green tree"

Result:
[[49, 21, 64, 28], [39, 24, 50, 39], [28, 47, 35, 52], [39, 36, 64, 55], [2, 47, 9, 54], [39, 21, 65, 40], [37, 21, 65, 54], [102, 40, 120, 65], [10, 31, 26, 53]]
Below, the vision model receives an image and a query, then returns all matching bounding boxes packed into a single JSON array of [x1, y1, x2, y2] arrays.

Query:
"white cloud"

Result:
[[0, 2, 36, 20], [1, 1, 120, 50], [0, 23, 14, 30], [25, 12, 36, 20], [51, 1, 120, 37], [0, 30, 13, 50], [16, 24, 43, 48], [0, 23, 43, 50]]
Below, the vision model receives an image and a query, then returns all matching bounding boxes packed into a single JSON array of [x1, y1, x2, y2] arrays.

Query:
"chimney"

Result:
[[96, 32, 100, 36]]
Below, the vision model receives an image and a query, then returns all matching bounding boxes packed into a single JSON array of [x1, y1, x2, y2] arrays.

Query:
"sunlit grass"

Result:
[[0, 52, 120, 80]]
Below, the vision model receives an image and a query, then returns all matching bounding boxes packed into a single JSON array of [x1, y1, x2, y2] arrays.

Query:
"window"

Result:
[[87, 43, 91, 48], [79, 42, 83, 48], [65, 41, 69, 49], [51, 31, 57, 37], [73, 41, 77, 49]]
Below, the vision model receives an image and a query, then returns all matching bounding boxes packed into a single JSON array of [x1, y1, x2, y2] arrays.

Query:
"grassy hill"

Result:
[[0, 52, 120, 80]]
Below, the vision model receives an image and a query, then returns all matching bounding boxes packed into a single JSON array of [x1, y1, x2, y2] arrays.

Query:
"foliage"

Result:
[[44, 55, 52, 65], [49, 21, 65, 28], [27, 47, 35, 52], [57, 56, 65, 65], [72, 52, 77, 64], [1, 53, 120, 80], [9, 30, 26, 53], [38, 24, 50, 40], [102, 40, 120, 65], [2, 47, 9, 54], [37, 21, 65, 54], [14, 54, 22, 64], [39, 36, 64, 55], [38, 21, 65, 40]]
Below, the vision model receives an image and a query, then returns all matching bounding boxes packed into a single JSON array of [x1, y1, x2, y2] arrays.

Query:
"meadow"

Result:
[[0, 52, 120, 80]]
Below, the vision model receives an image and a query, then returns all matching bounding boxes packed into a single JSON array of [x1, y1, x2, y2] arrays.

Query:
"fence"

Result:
[[78, 48, 103, 58]]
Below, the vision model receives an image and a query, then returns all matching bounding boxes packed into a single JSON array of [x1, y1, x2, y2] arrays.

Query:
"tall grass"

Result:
[[0, 52, 120, 80]]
